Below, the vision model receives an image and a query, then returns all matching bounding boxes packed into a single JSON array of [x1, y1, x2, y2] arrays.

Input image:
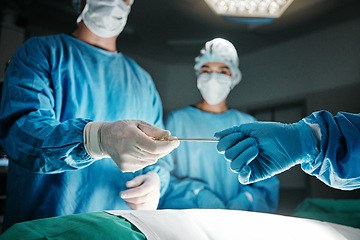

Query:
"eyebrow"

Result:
[[201, 65, 210, 68], [219, 66, 230, 70], [201, 65, 230, 70]]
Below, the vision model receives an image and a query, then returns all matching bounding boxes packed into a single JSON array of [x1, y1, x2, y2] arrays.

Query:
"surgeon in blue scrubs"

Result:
[[0, 0, 179, 230], [216, 111, 360, 191], [160, 38, 279, 212]]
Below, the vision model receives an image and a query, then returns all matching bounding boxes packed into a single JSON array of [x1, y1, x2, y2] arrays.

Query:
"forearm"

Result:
[[302, 111, 360, 190], [2, 115, 93, 173]]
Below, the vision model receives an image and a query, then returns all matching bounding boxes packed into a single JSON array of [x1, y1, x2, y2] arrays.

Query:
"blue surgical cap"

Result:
[[194, 38, 242, 89]]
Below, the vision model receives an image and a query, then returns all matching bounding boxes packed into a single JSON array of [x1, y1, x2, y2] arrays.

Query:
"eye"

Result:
[[218, 69, 231, 76], [200, 69, 210, 74]]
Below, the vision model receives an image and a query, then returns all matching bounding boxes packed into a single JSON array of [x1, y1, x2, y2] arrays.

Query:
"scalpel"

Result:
[[177, 138, 219, 142], [154, 138, 219, 142]]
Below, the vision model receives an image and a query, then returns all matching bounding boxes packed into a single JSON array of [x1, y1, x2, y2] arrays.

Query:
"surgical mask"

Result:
[[77, 0, 132, 38], [197, 73, 232, 105]]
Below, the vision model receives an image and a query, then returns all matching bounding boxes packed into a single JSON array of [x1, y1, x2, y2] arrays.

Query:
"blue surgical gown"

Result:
[[0, 34, 168, 230], [302, 111, 360, 190], [159, 106, 279, 212]]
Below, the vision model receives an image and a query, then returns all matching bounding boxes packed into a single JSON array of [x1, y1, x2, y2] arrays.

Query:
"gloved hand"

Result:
[[196, 188, 225, 209], [227, 192, 252, 210], [215, 121, 319, 184], [84, 120, 179, 172], [120, 171, 161, 210]]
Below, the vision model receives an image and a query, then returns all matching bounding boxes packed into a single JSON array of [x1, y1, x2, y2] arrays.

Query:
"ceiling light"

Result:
[[204, 0, 294, 18]]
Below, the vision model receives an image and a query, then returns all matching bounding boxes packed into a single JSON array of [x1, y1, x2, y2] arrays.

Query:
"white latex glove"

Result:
[[84, 120, 179, 172], [120, 171, 160, 210]]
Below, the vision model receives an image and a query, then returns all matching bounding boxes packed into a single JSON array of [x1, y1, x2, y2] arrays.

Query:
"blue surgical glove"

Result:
[[215, 121, 319, 184], [227, 192, 252, 211], [196, 189, 225, 209]]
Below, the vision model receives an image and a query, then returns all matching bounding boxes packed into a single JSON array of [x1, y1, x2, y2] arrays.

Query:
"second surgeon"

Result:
[[160, 38, 279, 212]]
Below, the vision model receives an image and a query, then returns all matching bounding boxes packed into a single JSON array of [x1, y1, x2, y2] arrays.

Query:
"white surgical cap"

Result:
[[72, 0, 134, 14], [194, 38, 242, 89]]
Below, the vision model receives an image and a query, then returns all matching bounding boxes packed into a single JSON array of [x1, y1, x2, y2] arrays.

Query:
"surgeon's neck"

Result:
[[72, 22, 118, 53], [196, 99, 228, 114]]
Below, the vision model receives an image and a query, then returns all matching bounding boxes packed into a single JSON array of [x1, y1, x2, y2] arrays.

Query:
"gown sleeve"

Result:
[[0, 38, 93, 174], [302, 110, 360, 190]]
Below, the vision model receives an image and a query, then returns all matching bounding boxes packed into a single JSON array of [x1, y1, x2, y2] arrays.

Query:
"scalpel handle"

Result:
[[153, 138, 219, 142], [173, 138, 219, 142]]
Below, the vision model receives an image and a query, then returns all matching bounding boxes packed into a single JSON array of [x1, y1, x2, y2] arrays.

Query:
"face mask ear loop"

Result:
[[76, 3, 89, 25]]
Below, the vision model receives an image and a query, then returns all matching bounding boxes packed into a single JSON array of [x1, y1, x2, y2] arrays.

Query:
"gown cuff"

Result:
[[84, 122, 109, 159]]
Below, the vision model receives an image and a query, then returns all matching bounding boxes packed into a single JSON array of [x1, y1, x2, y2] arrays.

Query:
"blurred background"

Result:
[[1, 0, 360, 219]]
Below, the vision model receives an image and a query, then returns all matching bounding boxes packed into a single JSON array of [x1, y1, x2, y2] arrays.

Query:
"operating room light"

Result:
[[204, 0, 294, 18]]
